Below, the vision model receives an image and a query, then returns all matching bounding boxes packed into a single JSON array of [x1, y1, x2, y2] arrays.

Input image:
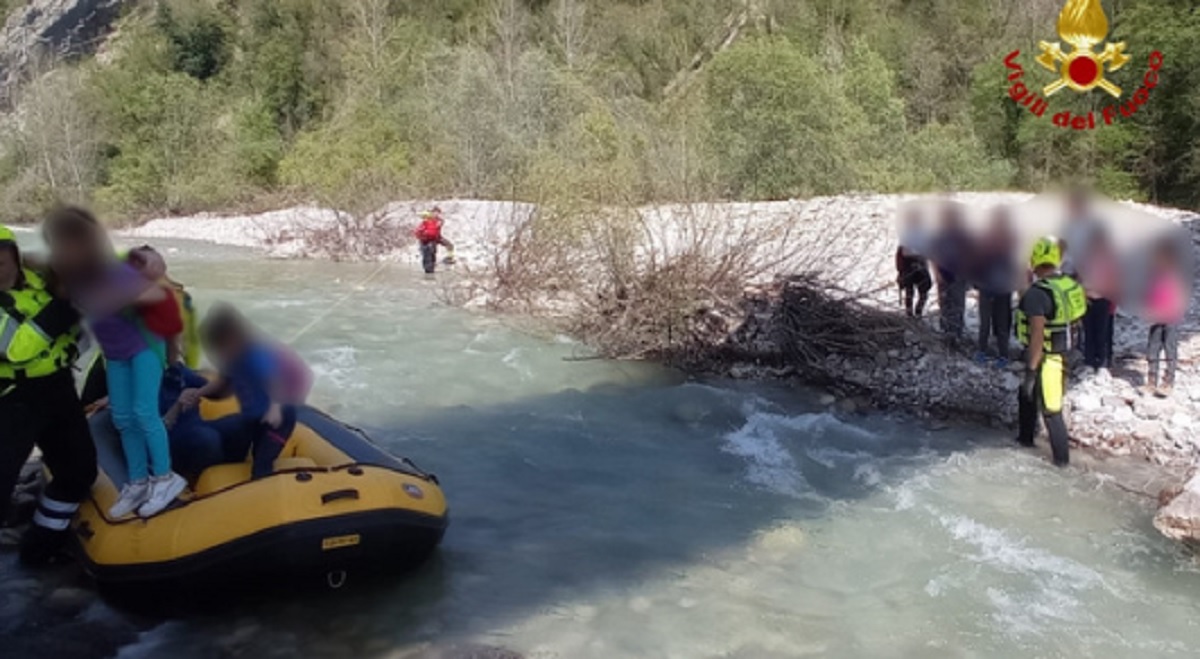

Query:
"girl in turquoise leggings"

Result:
[[44, 207, 187, 518]]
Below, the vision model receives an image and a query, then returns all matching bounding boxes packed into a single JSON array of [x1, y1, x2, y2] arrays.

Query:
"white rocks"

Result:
[[1169, 412, 1194, 429], [1154, 474, 1200, 547], [1102, 395, 1133, 408], [1113, 406, 1136, 424], [1134, 422, 1161, 442], [1000, 372, 1020, 390], [1074, 394, 1102, 412]]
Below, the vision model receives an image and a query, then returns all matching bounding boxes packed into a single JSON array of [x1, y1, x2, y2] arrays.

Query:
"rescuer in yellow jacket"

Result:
[[1014, 236, 1087, 466], [0, 225, 97, 565]]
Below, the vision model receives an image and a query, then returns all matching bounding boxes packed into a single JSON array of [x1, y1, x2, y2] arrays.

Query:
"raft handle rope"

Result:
[[327, 570, 348, 589]]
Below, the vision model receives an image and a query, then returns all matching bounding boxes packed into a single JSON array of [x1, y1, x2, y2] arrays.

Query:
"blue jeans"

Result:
[[169, 419, 227, 478], [107, 347, 171, 481]]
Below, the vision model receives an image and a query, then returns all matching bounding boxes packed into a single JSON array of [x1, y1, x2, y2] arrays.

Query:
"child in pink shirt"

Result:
[[1145, 241, 1188, 396]]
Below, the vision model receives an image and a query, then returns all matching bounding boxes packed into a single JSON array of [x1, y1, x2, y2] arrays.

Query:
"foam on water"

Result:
[[501, 347, 534, 380], [307, 345, 364, 393], [720, 400, 880, 498], [720, 411, 810, 497]]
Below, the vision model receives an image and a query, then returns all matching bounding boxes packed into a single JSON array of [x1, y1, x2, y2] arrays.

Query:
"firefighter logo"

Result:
[[1036, 0, 1130, 97]]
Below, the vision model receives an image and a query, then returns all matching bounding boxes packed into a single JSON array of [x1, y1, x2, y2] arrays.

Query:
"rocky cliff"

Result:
[[0, 0, 128, 104]]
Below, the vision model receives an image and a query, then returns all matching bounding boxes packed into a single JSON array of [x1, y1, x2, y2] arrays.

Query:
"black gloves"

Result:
[[1020, 366, 1038, 399]]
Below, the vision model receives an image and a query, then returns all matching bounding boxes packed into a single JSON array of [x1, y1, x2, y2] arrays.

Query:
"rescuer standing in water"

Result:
[[414, 207, 456, 274], [1014, 237, 1086, 466]]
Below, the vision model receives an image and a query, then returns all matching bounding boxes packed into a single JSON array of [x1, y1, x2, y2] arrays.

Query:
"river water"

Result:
[[2, 239, 1200, 658]]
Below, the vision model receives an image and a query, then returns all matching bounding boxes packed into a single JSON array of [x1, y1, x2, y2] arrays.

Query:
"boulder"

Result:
[[1102, 396, 1130, 409], [1133, 421, 1160, 442], [1154, 475, 1200, 547]]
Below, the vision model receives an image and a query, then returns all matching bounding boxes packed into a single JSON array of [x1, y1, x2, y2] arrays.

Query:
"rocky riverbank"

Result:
[[119, 193, 1200, 543]]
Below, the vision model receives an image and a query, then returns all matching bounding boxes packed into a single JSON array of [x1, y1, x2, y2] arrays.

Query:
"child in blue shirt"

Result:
[[160, 359, 234, 479], [192, 304, 297, 479]]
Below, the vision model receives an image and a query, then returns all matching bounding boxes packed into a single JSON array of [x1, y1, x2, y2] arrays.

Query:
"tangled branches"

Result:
[[772, 274, 913, 369]]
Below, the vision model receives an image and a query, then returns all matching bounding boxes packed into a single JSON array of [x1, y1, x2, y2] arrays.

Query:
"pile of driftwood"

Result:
[[771, 274, 914, 369]]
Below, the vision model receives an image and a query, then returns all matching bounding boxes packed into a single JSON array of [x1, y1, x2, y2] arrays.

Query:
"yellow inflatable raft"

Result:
[[72, 398, 448, 595]]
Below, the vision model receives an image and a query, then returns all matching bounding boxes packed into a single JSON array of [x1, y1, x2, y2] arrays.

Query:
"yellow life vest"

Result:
[[166, 277, 200, 368], [1015, 274, 1087, 353], [0, 269, 80, 379]]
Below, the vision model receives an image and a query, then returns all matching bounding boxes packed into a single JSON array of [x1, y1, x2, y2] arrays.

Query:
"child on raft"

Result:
[[190, 303, 305, 479], [43, 207, 188, 518], [159, 345, 226, 479]]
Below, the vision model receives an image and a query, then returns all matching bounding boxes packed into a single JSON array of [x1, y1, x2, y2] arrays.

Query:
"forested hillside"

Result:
[[0, 0, 1197, 221]]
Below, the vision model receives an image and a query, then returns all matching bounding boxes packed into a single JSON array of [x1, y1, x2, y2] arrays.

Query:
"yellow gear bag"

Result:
[[1040, 354, 1065, 414]]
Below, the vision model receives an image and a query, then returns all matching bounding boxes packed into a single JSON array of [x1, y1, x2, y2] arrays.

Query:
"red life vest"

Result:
[[139, 285, 185, 338], [415, 219, 442, 243]]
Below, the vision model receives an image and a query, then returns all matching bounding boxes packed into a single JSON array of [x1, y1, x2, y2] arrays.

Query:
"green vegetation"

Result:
[[1, 0, 1197, 221]]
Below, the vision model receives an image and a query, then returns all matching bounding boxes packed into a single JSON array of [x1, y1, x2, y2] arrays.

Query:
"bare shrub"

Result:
[[455, 190, 926, 370], [263, 173, 412, 262]]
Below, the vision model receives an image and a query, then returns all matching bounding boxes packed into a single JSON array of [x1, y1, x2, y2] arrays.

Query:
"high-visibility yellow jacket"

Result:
[[0, 269, 80, 380], [1015, 274, 1087, 354]]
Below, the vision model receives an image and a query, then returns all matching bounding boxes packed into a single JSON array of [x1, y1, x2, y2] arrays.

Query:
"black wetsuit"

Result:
[[1015, 285, 1070, 466]]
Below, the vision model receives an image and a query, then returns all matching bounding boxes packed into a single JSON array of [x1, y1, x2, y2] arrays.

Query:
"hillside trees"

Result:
[[0, 0, 1196, 221]]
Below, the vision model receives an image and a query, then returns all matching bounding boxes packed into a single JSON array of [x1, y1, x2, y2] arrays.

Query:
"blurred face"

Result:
[[210, 328, 251, 368], [986, 210, 1013, 242], [209, 334, 235, 366], [939, 204, 963, 231], [0, 246, 18, 291], [48, 232, 100, 278]]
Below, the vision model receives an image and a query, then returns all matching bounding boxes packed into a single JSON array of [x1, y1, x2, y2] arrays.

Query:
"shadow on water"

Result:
[[130, 379, 1009, 654], [1, 376, 1011, 659]]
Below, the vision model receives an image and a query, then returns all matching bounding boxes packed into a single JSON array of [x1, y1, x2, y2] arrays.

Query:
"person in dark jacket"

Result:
[[972, 206, 1018, 366], [896, 210, 933, 317], [930, 203, 973, 344], [1077, 228, 1119, 372]]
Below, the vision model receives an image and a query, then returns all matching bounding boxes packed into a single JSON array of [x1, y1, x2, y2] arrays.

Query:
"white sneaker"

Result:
[[108, 480, 150, 518], [137, 472, 188, 518]]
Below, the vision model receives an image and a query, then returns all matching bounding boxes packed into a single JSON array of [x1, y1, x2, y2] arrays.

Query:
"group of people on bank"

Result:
[[0, 207, 310, 566], [896, 193, 1191, 466]]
